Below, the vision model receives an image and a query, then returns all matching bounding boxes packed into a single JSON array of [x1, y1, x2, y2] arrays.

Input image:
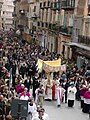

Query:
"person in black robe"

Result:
[[11, 61, 16, 87], [19, 63, 27, 78], [32, 76, 40, 100], [63, 80, 70, 103]]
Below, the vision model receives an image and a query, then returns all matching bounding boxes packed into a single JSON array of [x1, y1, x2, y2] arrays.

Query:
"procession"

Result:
[[0, 29, 90, 120]]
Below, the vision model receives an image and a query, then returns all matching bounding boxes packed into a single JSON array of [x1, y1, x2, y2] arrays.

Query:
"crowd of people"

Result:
[[0, 29, 90, 120]]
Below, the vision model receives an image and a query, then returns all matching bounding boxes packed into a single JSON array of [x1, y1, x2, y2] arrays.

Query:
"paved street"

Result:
[[43, 100, 89, 120]]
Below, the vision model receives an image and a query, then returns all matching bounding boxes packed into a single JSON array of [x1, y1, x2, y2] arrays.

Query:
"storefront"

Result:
[[66, 42, 90, 69]]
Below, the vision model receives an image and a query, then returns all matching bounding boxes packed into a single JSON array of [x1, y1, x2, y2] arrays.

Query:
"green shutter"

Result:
[[53, 15, 56, 24], [85, 23, 89, 36], [64, 15, 67, 26], [58, 15, 61, 25]]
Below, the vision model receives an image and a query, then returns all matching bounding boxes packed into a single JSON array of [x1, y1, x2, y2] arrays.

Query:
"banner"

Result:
[[37, 59, 61, 73], [43, 59, 61, 72]]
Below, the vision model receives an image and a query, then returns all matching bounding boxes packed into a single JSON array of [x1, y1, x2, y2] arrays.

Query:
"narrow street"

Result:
[[44, 100, 89, 120]]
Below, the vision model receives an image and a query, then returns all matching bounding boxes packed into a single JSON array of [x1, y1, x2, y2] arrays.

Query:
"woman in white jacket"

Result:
[[67, 83, 77, 107]]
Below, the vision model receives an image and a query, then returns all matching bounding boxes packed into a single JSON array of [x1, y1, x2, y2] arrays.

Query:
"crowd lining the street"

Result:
[[0, 30, 90, 120]]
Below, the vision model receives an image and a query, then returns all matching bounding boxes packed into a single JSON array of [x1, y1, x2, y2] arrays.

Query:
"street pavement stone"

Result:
[[43, 100, 89, 120]]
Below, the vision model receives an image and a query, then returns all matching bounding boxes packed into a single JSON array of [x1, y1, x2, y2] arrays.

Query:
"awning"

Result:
[[65, 42, 90, 51]]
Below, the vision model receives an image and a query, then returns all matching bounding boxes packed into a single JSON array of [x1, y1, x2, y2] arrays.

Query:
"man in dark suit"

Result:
[[24, 75, 31, 92]]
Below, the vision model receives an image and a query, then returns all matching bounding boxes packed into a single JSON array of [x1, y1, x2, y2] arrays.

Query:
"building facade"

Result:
[[2, 0, 14, 30], [70, 0, 90, 67], [13, 0, 29, 30], [13, 0, 90, 64], [0, 0, 3, 29], [35, 0, 76, 59]]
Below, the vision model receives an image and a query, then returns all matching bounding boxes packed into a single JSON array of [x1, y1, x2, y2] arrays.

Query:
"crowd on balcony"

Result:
[[0, 29, 90, 120]]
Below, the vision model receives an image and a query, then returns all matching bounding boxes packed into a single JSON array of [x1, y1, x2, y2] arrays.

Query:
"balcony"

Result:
[[59, 26, 73, 35], [61, 0, 75, 10], [51, 1, 61, 10], [44, 1, 51, 9], [51, 23, 59, 32], [78, 35, 90, 46]]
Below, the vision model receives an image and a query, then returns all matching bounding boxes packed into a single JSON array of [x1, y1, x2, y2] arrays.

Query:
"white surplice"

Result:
[[56, 86, 65, 105], [27, 103, 37, 120]]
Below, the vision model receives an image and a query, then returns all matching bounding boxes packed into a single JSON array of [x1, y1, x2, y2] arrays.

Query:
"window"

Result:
[[44, 2, 46, 7], [76, 28, 80, 37], [2, 23, 3, 27], [64, 15, 67, 26], [88, 0, 90, 15], [84, 22, 89, 36], [62, 45, 65, 56], [51, 43, 53, 52], [48, 42, 50, 49], [33, 6, 36, 12], [3, 11, 5, 14], [48, 1, 50, 6], [40, 3, 42, 8]]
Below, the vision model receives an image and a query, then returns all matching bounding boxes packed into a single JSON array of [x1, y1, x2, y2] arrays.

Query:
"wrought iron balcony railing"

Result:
[[78, 35, 90, 46], [61, 0, 75, 10], [51, 1, 61, 10], [51, 24, 59, 31], [59, 26, 73, 35]]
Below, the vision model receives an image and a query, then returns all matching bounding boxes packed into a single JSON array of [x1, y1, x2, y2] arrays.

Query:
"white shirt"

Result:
[[32, 117, 42, 120], [32, 116, 45, 120], [20, 95, 29, 100], [67, 86, 77, 100], [28, 103, 37, 113], [43, 113, 49, 120], [84, 98, 90, 104]]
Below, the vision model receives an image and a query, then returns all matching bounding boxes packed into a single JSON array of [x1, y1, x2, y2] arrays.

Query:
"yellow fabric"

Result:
[[37, 59, 43, 72], [43, 59, 61, 67], [37, 59, 61, 73]]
